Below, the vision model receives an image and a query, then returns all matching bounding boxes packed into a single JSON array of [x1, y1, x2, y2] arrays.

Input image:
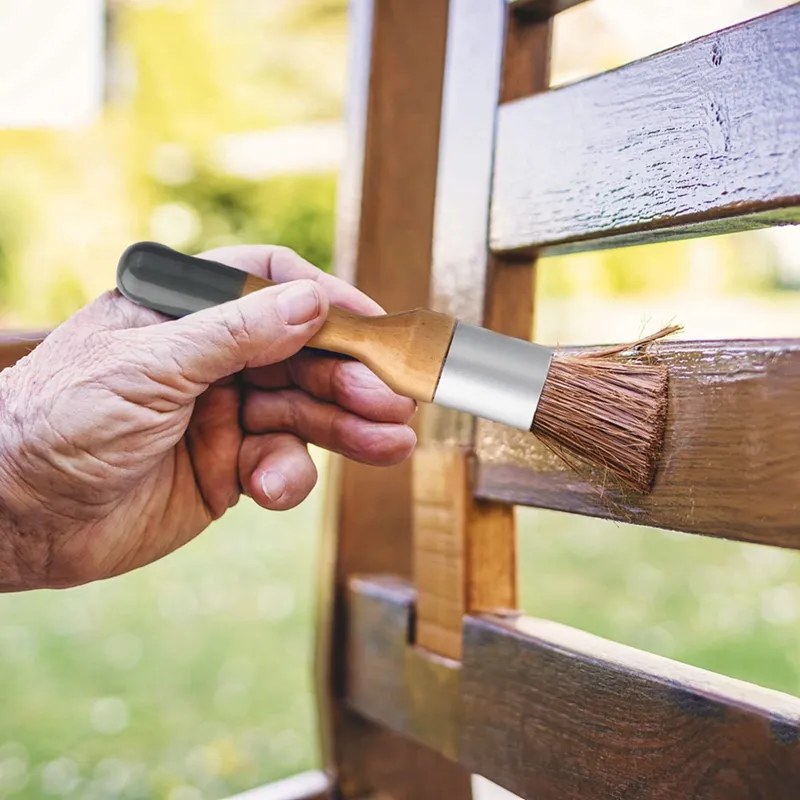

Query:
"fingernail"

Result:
[[277, 282, 320, 325], [261, 471, 286, 502]]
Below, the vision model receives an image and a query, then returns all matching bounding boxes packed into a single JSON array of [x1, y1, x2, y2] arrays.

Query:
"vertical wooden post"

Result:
[[412, 1, 554, 660], [316, 1, 472, 797]]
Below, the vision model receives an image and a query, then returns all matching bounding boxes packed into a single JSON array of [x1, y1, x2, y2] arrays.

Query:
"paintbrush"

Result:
[[117, 241, 674, 492]]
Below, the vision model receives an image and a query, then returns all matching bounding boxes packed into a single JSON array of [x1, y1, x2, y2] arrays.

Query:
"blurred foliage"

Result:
[[0, 488, 323, 800], [0, 0, 347, 327], [152, 168, 337, 269]]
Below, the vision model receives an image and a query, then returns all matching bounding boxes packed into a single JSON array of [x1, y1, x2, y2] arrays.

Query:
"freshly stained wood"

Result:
[[320, 1, 472, 797], [347, 575, 800, 799], [491, 4, 800, 254], [429, 0, 506, 328], [462, 614, 800, 799], [475, 339, 800, 549]]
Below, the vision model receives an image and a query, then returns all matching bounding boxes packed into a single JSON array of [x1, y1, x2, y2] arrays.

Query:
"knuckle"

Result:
[[221, 305, 252, 350]]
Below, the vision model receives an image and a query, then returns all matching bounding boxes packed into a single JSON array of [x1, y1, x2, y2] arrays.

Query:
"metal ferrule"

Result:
[[432, 322, 554, 431]]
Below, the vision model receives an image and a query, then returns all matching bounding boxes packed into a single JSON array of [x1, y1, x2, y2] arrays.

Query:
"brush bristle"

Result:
[[531, 355, 669, 492]]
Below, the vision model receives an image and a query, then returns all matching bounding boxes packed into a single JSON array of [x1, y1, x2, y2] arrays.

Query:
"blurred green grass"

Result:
[[3, 453, 800, 799], [0, 471, 324, 799]]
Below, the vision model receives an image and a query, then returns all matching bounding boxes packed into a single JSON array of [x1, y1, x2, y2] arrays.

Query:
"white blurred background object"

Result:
[[0, 0, 105, 128]]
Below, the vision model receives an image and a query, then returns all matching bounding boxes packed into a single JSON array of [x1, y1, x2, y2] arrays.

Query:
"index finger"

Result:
[[198, 244, 385, 317]]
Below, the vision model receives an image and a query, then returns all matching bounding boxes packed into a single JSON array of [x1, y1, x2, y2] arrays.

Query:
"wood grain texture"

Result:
[[243, 273, 456, 402], [306, 308, 454, 403], [424, 0, 507, 448], [0, 332, 47, 371], [413, 448, 468, 660], [320, 1, 472, 798], [475, 339, 800, 548], [413, 0, 547, 664], [347, 576, 463, 762], [348, 575, 800, 799], [349, 576, 800, 800], [491, 4, 800, 255], [413, 447, 517, 660], [461, 614, 800, 799]]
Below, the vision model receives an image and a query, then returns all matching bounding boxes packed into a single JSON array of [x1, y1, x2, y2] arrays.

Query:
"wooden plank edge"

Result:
[[347, 575, 800, 798], [462, 614, 800, 798], [497, 207, 800, 259], [490, 3, 800, 254], [475, 337, 800, 549]]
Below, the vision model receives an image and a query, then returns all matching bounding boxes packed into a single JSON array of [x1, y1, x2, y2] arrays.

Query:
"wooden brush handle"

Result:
[[117, 242, 456, 402]]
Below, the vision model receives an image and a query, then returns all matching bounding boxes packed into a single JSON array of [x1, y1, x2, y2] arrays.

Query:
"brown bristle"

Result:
[[532, 343, 672, 493]]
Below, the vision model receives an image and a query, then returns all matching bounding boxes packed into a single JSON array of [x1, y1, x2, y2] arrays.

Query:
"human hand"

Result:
[[0, 246, 416, 591]]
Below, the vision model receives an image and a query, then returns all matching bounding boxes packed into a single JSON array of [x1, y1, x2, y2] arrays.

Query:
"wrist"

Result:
[[0, 371, 48, 591]]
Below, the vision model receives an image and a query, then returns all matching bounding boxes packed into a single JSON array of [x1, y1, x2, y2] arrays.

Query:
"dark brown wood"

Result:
[[347, 575, 800, 800], [319, 1, 472, 798], [476, 338, 800, 549], [462, 614, 800, 800], [0, 332, 47, 371], [490, 4, 800, 255], [509, 0, 591, 21], [501, 7, 551, 103]]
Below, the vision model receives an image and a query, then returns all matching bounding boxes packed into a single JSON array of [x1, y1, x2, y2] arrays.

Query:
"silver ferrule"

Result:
[[432, 322, 554, 430]]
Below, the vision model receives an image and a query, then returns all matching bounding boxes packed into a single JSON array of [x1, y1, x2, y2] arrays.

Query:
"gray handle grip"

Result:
[[116, 241, 248, 318]]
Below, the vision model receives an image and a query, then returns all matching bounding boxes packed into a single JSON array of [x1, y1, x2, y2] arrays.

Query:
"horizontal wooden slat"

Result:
[[348, 576, 462, 760], [491, 4, 800, 255], [347, 575, 800, 799], [0, 332, 47, 370], [476, 338, 800, 548], [461, 614, 800, 799], [509, 0, 590, 19]]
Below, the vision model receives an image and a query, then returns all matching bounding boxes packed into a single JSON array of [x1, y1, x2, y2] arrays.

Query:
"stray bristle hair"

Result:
[[531, 325, 680, 492]]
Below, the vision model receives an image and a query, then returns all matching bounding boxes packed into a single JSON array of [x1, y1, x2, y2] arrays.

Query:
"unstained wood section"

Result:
[[475, 339, 800, 549], [491, 4, 800, 255], [413, 448, 468, 660], [413, 447, 517, 660], [462, 614, 800, 799], [322, 1, 472, 798]]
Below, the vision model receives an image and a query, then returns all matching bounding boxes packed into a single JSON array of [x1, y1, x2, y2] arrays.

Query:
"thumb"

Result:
[[132, 279, 328, 391]]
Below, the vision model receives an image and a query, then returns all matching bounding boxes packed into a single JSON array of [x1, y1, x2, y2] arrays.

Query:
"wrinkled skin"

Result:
[[0, 246, 416, 591]]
